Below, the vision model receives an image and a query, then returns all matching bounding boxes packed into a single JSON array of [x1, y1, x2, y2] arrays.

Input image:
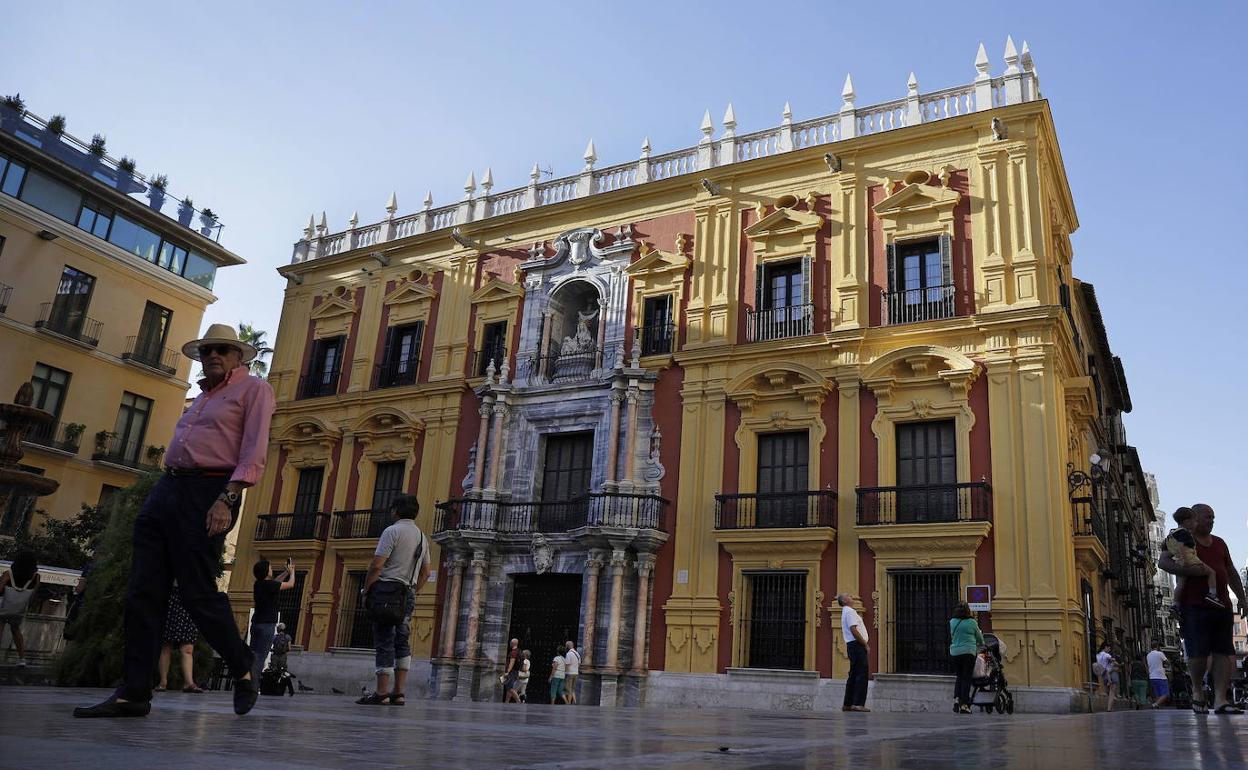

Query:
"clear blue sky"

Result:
[[5, 2, 1246, 563]]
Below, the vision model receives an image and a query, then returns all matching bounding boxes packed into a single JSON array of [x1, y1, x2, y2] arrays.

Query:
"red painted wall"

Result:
[[858, 389, 880, 671], [417, 272, 443, 383], [268, 446, 289, 512], [647, 363, 685, 671], [968, 369, 995, 631], [338, 286, 366, 394], [815, 390, 839, 676], [344, 441, 364, 509]]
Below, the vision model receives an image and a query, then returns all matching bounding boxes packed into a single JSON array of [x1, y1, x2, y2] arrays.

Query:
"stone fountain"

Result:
[[0, 383, 61, 529]]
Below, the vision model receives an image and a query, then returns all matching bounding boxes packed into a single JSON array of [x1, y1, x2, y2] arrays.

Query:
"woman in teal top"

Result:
[[949, 602, 985, 713]]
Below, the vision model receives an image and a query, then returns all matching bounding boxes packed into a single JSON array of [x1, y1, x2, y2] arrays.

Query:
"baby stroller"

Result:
[[969, 633, 1015, 714]]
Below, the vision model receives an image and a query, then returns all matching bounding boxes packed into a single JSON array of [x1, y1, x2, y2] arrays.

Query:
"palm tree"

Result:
[[237, 323, 275, 378]]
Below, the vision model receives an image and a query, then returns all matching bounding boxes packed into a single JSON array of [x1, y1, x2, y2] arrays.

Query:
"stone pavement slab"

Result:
[[1, 688, 1245, 769]]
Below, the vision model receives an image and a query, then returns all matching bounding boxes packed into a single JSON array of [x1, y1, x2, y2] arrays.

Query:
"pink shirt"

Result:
[[165, 365, 276, 485]]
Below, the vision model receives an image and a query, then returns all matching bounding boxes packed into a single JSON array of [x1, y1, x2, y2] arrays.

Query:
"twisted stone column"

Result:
[[631, 553, 656, 671], [623, 388, 640, 484], [581, 550, 606, 667], [538, 309, 554, 378], [604, 548, 628, 670], [439, 555, 467, 658], [605, 389, 624, 485], [463, 551, 489, 660]]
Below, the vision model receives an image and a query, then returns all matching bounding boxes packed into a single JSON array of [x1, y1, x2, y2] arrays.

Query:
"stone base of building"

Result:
[[645, 669, 1097, 713], [278, 650, 432, 700]]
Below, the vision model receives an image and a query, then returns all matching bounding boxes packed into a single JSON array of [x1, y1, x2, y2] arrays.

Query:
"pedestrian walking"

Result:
[[357, 494, 430, 706], [503, 638, 521, 703], [0, 551, 41, 667], [1158, 503, 1247, 715], [269, 623, 292, 672], [1129, 655, 1150, 707], [1095, 642, 1119, 711], [563, 640, 581, 704], [74, 324, 276, 719], [838, 593, 870, 712], [515, 649, 531, 703], [156, 585, 202, 693], [549, 647, 567, 705], [1146, 641, 1171, 709], [249, 557, 296, 681], [949, 601, 984, 714]]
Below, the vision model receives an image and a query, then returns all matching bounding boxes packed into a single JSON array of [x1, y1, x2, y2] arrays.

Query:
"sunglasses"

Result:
[[198, 344, 239, 357]]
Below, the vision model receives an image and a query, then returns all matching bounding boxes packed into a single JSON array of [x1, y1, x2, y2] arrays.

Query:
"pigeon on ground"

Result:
[[331, 687, 344, 695]]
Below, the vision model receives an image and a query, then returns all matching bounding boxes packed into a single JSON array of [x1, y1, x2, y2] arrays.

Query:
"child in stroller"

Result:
[[969, 634, 1015, 714]]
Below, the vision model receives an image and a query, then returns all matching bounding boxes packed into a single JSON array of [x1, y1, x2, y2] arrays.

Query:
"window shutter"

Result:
[[413, 321, 425, 359], [939, 233, 953, 286], [885, 243, 897, 293], [800, 254, 812, 333], [754, 263, 765, 308]]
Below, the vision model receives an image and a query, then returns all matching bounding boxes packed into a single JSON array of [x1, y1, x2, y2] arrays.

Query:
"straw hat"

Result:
[[182, 323, 258, 362]]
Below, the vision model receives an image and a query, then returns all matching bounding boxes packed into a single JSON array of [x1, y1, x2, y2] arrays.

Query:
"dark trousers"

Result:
[[844, 640, 869, 707], [121, 474, 251, 702], [952, 653, 976, 705], [249, 622, 278, 681], [371, 585, 416, 674]]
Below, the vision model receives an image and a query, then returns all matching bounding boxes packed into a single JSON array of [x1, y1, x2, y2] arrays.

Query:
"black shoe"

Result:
[[73, 697, 151, 718], [233, 677, 258, 715]]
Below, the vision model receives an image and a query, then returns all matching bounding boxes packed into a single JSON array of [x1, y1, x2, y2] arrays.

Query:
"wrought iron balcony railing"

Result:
[[435, 491, 668, 535], [0, 282, 12, 314], [855, 482, 992, 525], [881, 284, 957, 325], [714, 490, 837, 529], [472, 344, 507, 378], [372, 360, 418, 389], [1072, 497, 1108, 546], [35, 303, 102, 347], [122, 335, 180, 375], [332, 509, 392, 539], [91, 436, 162, 471], [254, 512, 330, 542], [745, 304, 814, 342], [23, 420, 84, 453], [635, 323, 675, 356], [298, 369, 341, 399]]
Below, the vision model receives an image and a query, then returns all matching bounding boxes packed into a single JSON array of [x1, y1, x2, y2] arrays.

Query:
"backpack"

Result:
[[1092, 661, 1104, 677], [0, 571, 37, 618], [272, 634, 291, 655]]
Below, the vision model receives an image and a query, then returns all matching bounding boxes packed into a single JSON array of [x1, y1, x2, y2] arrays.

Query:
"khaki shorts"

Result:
[[564, 674, 578, 692]]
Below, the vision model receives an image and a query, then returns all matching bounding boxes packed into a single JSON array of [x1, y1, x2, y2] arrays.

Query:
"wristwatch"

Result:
[[218, 490, 241, 506]]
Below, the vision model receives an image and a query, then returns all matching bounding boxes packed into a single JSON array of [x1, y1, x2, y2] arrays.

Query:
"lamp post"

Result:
[[1067, 452, 1108, 537]]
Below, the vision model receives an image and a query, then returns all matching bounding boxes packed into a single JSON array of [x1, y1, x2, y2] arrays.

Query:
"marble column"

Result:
[[439, 555, 466, 658], [631, 553, 656, 671], [623, 388, 640, 484], [538, 309, 554, 377], [604, 548, 628, 670], [471, 401, 492, 491], [487, 402, 508, 491], [462, 550, 489, 660], [581, 550, 606, 667], [594, 297, 608, 370], [604, 389, 624, 485]]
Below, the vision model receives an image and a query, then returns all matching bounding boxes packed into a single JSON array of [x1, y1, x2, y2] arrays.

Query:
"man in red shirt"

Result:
[[75, 325, 276, 718], [1159, 503, 1248, 715]]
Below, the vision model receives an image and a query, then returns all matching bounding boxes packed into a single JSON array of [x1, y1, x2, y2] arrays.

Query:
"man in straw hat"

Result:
[[75, 324, 276, 718]]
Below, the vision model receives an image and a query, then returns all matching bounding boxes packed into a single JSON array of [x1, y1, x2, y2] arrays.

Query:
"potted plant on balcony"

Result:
[[199, 208, 217, 237], [0, 94, 24, 131], [177, 197, 195, 227], [145, 444, 166, 467], [147, 174, 168, 211], [64, 422, 86, 450], [93, 430, 116, 454], [88, 133, 106, 158], [116, 156, 137, 194]]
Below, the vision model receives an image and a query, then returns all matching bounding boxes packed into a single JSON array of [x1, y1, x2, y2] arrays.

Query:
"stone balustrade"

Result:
[[291, 37, 1039, 264]]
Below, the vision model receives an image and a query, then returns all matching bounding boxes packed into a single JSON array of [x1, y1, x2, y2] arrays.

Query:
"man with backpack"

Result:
[[357, 494, 430, 706]]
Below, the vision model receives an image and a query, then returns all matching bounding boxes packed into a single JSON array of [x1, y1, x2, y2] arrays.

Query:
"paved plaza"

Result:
[[1, 687, 1245, 769]]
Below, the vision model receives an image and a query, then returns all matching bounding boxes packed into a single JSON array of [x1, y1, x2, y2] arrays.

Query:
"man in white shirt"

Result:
[[1145, 640, 1171, 709], [839, 593, 870, 712], [562, 640, 581, 704]]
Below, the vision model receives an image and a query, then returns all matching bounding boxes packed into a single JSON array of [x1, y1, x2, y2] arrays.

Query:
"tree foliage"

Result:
[[237, 323, 274, 378], [57, 473, 221, 689], [0, 502, 109, 569]]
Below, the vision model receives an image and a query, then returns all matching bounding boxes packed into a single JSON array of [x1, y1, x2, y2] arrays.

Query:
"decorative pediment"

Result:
[[384, 280, 438, 307], [350, 406, 423, 438], [726, 362, 834, 411], [743, 205, 824, 244], [873, 180, 961, 220], [310, 292, 357, 321], [520, 224, 637, 274], [859, 521, 992, 558], [625, 241, 691, 282], [862, 345, 979, 400], [470, 277, 524, 305], [276, 416, 341, 460]]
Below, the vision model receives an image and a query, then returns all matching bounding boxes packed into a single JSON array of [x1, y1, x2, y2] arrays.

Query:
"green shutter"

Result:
[[885, 242, 897, 293], [939, 233, 953, 286], [801, 254, 812, 333]]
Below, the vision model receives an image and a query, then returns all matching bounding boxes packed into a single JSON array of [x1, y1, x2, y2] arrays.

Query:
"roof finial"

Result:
[[530, 163, 541, 183], [317, 211, 328, 232], [1004, 36, 1019, 75], [583, 139, 597, 168], [1021, 40, 1034, 72], [840, 75, 855, 109], [463, 171, 476, 197], [640, 137, 651, 158], [423, 191, 433, 210], [386, 191, 398, 215], [722, 103, 737, 136], [303, 214, 315, 239], [700, 109, 714, 142], [782, 101, 793, 125], [481, 166, 494, 192], [974, 42, 990, 81], [907, 72, 919, 96], [349, 211, 359, 228]]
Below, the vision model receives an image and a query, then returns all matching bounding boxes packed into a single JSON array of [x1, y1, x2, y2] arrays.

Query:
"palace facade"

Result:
[[228, 39, 1160, 710]]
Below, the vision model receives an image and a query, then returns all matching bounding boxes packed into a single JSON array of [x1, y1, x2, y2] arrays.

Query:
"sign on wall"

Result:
[[966, 584, 992, 612]]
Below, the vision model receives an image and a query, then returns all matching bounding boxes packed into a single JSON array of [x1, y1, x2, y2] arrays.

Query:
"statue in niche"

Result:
[[559, 300, 599, 356], [643, 426, 666, 483], [531, 534, 555, 575]]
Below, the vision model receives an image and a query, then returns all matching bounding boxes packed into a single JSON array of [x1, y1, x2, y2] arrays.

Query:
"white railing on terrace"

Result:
[[292, 38, 1040, 263]]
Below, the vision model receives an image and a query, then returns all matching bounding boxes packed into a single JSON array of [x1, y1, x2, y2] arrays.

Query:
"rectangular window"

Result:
[[18, 168, 82, 222], [895, 420, 957, 523], [885, 237, 955, 324], [272, 570, 307, 641], [111, 391, 153, 465], [157, 241, 188, 274], [377, 323, 422, 388], [47, 265, 96, 340], [742, 571, 806, 670], [475, 320, 507, 376], [755, 431, 809, 527], [892, 569, 960, 674], [540, 432, 594, 503], [750, 257, 812, 341], [183, 251, 217, 290], [293, 467, 325, 515], [99, 484, 121, 506], [77, 199, 114, 239], [107, 215, 162, 264], [336, 571, 373, 649], [371, 461, 406, 512], [134, 301, 173, 365], [302, 336, 344, 398], [0, 155, 26, 197], [30, 363, 71, 421], [639, 295, 674, 356]]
